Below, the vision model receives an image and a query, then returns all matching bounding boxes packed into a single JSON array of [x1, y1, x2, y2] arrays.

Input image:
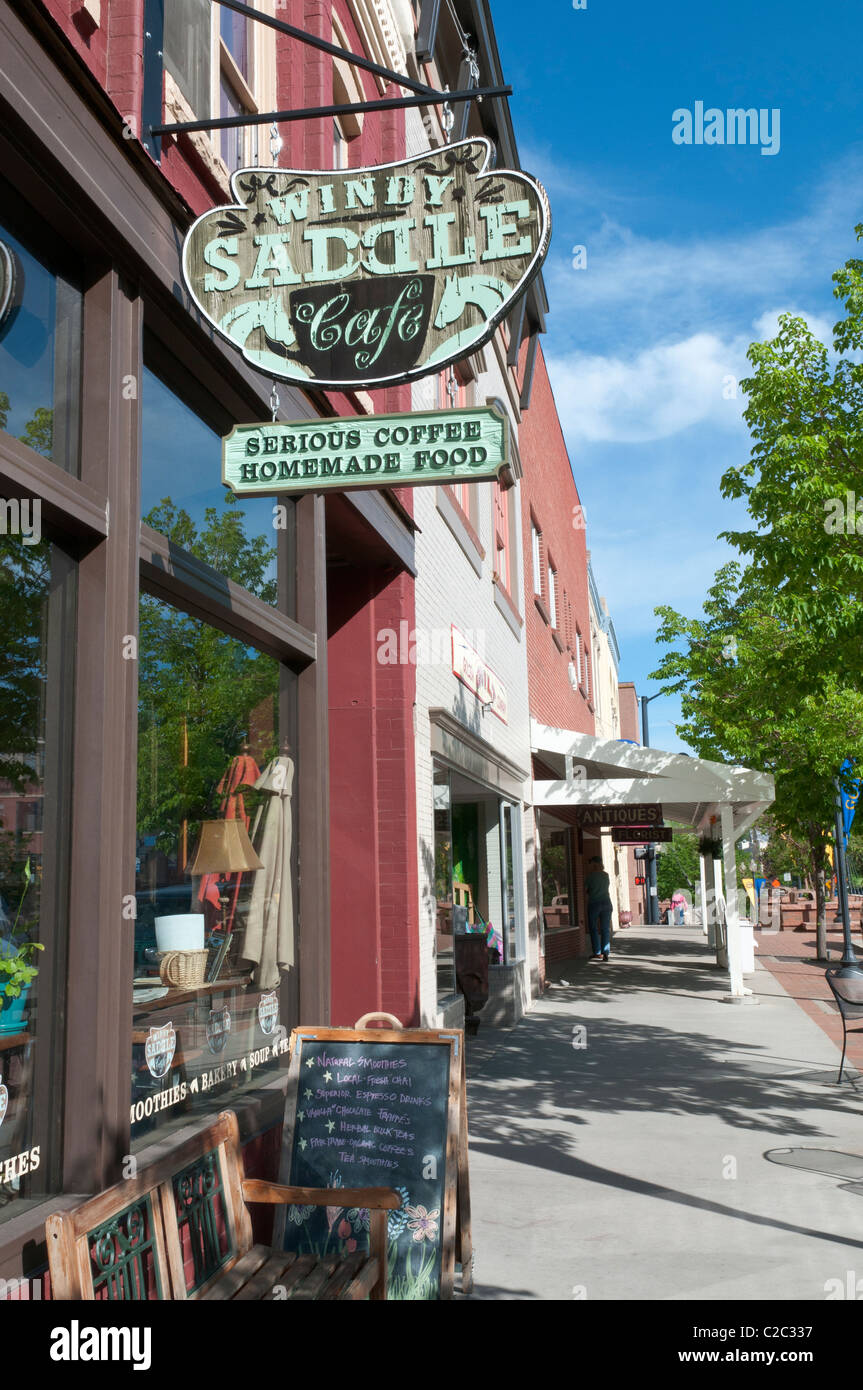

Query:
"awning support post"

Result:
[[721, 805, 745, 997], [698, 849, 709, 937]]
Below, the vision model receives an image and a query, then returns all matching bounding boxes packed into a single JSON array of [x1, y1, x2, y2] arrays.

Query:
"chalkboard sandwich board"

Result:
[[275, 1019, 472, 1300]]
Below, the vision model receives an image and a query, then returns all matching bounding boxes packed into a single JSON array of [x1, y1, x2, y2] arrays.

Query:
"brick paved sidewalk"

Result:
[[757, 918, 863, 1076]]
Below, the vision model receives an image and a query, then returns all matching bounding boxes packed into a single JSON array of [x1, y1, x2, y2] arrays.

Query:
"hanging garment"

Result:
[[242, 756, 295, 989]]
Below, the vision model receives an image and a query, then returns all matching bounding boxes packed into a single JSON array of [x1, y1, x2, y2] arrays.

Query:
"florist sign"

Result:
[[182, 140, 550, 389]]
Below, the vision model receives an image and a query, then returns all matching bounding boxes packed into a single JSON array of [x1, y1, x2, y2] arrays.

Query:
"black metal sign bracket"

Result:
[[145, 0, 508, 158]]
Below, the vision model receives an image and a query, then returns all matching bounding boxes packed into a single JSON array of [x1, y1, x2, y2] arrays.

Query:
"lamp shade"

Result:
[[189, 819, 264, 875]]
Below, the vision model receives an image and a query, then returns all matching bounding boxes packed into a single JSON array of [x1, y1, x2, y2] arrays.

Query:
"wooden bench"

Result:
[[46, 1109, 400, 1300]]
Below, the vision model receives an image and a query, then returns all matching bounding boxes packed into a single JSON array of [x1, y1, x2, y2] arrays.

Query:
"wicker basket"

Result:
[[159, 949, 208, 988]]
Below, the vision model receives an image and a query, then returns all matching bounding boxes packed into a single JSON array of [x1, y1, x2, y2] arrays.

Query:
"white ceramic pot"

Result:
[[154, 914, 205, 952]]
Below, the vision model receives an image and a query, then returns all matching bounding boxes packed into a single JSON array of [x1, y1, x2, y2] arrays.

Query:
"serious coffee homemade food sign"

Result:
[[183, 139, 550, 390], [223, 405, 509, 495]]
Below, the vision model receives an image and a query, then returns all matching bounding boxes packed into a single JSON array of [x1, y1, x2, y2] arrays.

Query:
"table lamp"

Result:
[[189, 820, 264, 978]]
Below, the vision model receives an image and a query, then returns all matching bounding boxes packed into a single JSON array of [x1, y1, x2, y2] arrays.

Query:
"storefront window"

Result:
[[141, 361, 278, 562], [433, 764, 456, 1000], [0, 203, 82, 475], [0, 536, 74, 1223], [539, 826, 574, 929], [133, 594, 296, 1144]]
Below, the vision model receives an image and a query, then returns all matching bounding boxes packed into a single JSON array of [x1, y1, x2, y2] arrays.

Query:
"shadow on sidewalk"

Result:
[[467, 1128, 863, 1256]]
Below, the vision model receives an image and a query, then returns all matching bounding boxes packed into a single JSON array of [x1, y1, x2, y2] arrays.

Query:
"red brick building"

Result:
[[518, 346, 595, 970]]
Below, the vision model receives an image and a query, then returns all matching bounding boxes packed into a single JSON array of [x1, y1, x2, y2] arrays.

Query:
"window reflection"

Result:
[[0, 210, 81, 475], [0, 535, 74, 1221], [433, 764, 455, 1000], [133, 591, 296, 1143], [141, 364, 278, 574]]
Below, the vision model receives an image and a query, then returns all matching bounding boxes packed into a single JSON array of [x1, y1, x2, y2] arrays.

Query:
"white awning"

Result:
[[531, 722, 775, 999], [531, 721, 774, 838]]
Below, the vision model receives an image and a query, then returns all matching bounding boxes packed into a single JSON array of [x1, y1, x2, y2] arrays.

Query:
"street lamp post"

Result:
[[641, 693, 663, 926], [833, 776, 862, 977]]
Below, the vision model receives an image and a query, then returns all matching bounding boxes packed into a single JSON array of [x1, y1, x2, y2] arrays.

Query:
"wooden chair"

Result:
[[46, 1109, 399, 1300]]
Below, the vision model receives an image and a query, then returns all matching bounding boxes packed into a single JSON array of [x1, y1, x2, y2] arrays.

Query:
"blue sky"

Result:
[[491, 0, 863, 752]]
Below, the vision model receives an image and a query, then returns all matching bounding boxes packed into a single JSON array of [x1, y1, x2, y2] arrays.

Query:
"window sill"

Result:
[[163, 71, 231, 199], [442, 485, 484, 557], [534, 595, 551, 625], [493, 573, 523, 634], [552, 631, 564, 653], [437, 487, 484, 577]]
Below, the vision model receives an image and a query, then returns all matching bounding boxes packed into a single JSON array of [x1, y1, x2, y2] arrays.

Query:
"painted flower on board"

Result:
[[405, 1205, 439, 1243], [387, 1185, 411, 1239], [326, 1171, 344, 1231], [347, 1207, 369, 1233], [287, 1204, 315, 1225]]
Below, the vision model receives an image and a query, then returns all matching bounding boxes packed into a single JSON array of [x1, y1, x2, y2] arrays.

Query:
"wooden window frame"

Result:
[[0, 63, 330, 1269]]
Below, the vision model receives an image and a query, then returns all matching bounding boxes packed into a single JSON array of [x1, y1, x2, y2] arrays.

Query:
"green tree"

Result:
[[720, 228, 863, 665], [18, 406, 52, 458], [655, 831, 699, 901], [651, 564, 863, 959]]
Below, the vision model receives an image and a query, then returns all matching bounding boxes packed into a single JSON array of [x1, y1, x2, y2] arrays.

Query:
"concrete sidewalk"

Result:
[[463, 925, 863, 1301]]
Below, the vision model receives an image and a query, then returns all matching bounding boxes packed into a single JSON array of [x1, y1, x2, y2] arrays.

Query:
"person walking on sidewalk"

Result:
[[585, 855, 614, 961]]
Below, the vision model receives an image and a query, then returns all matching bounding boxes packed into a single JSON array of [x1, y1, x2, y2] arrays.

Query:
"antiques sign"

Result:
[[223, 405, 509, 496], [182, 140, 550, 389], [574, 805, 664, 827]]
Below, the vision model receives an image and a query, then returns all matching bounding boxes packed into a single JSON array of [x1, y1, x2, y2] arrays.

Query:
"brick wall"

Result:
[[619, 682, 641, 742], [519, 346, 595, 736]]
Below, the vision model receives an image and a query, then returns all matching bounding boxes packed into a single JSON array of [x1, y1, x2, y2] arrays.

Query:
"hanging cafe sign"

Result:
[[224, 403, 510, 496], [182, 139, 550, 391]]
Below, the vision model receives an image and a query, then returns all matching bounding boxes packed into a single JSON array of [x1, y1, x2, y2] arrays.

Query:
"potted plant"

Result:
[[0, 859, 43, 1036]]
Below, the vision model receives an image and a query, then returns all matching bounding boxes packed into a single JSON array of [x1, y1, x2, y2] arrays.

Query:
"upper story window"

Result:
[[163, 1, 276, 179], [494, 482, 511, 594], [593, 640, 602, 714], [547, 565, 558, 629], [221, 4, 251, 79], [531, 523, 542, 596], [218, 2, 259, 170], [438, 369, 474, 520]]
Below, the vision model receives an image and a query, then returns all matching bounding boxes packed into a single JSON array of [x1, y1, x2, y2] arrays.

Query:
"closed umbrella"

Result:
[[242, 754, 294, 988]]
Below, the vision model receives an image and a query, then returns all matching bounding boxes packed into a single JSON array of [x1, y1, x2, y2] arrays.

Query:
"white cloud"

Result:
[[547, 332, 748, 444], [541, 151, 863, 350], [546, 303, 837, 445], [752, 306, 834, 345]]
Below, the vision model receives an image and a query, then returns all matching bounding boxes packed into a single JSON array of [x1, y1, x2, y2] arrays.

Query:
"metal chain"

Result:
[[442, 84, 454, 145], [269, 121, 283, 168], [270, 383, 280, 422]]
